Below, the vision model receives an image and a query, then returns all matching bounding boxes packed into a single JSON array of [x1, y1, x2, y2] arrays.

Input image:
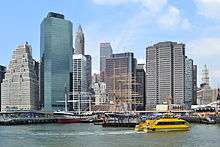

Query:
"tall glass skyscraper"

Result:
[[40, 12, 73, 111]]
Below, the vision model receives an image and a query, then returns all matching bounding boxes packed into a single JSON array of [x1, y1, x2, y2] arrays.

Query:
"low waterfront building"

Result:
[[1, 43, 39, 111], [197, 84, 219, 105]]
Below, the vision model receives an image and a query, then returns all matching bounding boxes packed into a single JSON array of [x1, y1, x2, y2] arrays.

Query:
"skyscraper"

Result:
[[85, 55, 92, 91], [40, 12, 73, 111], [75, 25, 85, 55], [192, 65, 197, 105], [0, 65, 6, 111], [146, 42, 185, 110], [72, 54, 88, 113], [1, 43, 39, 111], [105, 52, 137, 111], [100, 43, 113, 82], [136, 64, 146, 111], [185, 57, 193, 109]]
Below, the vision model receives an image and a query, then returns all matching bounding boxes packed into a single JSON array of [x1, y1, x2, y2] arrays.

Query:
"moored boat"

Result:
[[54, 111, 95, 124]]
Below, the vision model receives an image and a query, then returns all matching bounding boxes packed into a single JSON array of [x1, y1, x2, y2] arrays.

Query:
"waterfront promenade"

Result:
[[1, 110, 220, 126]]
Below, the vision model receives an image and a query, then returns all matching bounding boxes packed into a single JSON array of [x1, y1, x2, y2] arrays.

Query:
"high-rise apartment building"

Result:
[[75, 25, 85, 55], [105, 52, 137, 111], [0, 65, 6, 111], [146, 42, 185, 110], [72, 54, 88, 113], [1, 43, 39, 111], [40, 12, 73, 111], [100, 43, 113, 82], [185, 57, 193, 109]]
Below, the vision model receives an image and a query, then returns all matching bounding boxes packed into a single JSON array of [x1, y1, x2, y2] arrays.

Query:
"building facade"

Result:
[[40, 12, 73, 111], [1, 43, 39, 111], [0, 65, 6, 111], [105, 52, 137, 111], [72, 54, 88, 113], [136, 64, 146, 110], [85, 55, 92, 91], [100, 43, 113, 82], [197, 65, 218, 105], [75, 25, 85, 55], [94, 82, 107, 105], [185, 57, 193, 109], [146, 42, 185, 110], [192, 65, 197, 105]]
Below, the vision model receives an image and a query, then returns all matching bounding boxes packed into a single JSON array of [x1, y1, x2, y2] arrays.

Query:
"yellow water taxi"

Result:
[[143, 116, 190, 133], [135, 119, 154, 132]]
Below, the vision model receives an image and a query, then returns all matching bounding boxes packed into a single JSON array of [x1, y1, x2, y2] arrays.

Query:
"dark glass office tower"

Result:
[[40, 12, 73, 111]]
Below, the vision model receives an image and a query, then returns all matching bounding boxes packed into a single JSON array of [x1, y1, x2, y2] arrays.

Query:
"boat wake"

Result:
[[30, 130, 142, 136]]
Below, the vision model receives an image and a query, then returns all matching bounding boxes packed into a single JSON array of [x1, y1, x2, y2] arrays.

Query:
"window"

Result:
[[156, 121, 186, 125]]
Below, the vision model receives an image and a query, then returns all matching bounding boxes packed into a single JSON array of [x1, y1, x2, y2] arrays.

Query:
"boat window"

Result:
[[156, 121, 186, 125]]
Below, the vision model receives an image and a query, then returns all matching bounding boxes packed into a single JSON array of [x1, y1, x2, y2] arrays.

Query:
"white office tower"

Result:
[[72, 54, 88, 113], [1, 43, 39, 111]]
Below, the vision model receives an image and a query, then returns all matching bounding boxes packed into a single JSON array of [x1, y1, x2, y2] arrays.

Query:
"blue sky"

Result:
[[0, 0, 220, 87]]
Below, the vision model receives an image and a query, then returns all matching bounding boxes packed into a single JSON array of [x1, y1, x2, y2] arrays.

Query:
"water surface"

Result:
[[0, 123, 220, 147]]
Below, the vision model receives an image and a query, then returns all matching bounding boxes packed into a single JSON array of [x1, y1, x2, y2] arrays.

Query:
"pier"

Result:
[[0, 118, 57, 125]]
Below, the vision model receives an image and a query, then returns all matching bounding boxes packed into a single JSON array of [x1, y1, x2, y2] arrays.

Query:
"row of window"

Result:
[[156, 121, 186, 125]]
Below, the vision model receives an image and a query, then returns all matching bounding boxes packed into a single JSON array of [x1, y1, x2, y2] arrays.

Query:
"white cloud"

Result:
[[92, 0, 129, 5], [194, 0, 220, 19], [188, 37, 220, 87], [93, 0, 190, 29], [189, 37, 220, 58], [137, 0, 167, 14], [158, 6, 191, 29], [92, 0, 167, 14]]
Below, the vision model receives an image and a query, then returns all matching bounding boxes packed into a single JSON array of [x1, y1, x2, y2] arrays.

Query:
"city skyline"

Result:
[[0, 0, 220, 87]]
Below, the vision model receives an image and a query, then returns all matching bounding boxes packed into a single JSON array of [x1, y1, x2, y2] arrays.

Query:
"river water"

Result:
[[0, 123, 220, 147]]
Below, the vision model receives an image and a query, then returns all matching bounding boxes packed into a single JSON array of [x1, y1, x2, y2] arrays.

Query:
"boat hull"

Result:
[[144, 126, 190, 133], [56, 118, 82, 124]]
